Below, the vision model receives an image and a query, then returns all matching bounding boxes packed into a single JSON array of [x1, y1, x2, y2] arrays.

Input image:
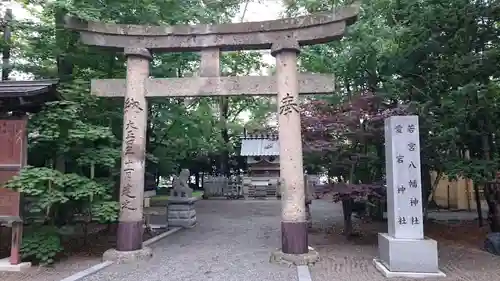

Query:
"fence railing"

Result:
[[203, 176, 242, 199], [202, 174, 324, 200]]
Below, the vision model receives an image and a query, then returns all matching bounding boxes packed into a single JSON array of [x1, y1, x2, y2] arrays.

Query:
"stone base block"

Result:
[[168, 209, 196, 219], [168, 197, 199, 204], [168, 204, 193, 211], [373, 259, 446, 278], [168, 218, 197, 228], [376, 233, 444, 276], [102, 247, 153, 264], [167, 197, 197, 228], [269, 247, 319, 266], [0, 258, 31, 272]]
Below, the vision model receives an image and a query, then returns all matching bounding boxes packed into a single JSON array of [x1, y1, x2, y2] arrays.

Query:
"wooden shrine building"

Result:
[[240, 133, 280, 198], [0, 79, 59, 267]]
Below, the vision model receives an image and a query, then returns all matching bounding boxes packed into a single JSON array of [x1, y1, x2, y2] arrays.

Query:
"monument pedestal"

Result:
[[376, 116, 445, 278], [374, 233, 445, 278], [167, 197, 198, 228]]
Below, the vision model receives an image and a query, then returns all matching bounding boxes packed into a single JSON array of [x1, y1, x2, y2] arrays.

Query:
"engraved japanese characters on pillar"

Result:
[[116, 48, 151, 252], [120, 97, 144, 213], [279, 93, 299, 116], [385, 115, 424, 240]]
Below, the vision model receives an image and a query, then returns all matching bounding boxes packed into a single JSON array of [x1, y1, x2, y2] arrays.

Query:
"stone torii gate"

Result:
[[64, 4, 358, 262]]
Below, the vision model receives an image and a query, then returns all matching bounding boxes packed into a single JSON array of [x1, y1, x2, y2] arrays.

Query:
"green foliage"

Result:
[[5, 166, 118, 265], [91, 201, 120, 223], [291, 0, 500, 190], [3, 0, 274, 265], [6, 167, 69, 213], [6, 166, 117, 223], [21, 226, 64, 266]]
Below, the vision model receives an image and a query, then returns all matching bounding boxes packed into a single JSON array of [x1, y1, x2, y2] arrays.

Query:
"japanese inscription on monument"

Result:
[[278, 93, 299, 116], [120, 97, 144, 212], [385, 115, 424, 239]]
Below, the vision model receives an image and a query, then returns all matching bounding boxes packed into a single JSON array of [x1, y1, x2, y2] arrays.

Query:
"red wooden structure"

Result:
[[0, 117, 27, 265], [0, 80, 59, 265]]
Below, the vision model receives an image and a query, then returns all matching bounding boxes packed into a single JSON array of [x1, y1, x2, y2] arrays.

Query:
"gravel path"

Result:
[[80, 200, 297, 281], [5, 199, 500, 281], [0, 257, 101, 281]]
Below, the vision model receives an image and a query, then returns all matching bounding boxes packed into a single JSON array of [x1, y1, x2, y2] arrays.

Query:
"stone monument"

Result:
[[64, 4, 359, 263], [373, 116, 445, 278], [167, 169, 198, 228]]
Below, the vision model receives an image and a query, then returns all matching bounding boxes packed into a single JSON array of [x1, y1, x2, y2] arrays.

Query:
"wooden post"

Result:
[[9, 221, 22, 265]]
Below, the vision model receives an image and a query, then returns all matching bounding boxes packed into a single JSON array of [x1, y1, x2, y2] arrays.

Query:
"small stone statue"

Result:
[[170, 169, 193, 198]]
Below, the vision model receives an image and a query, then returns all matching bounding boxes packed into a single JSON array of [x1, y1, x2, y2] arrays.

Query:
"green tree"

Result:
[[6, 0, 272, 264]]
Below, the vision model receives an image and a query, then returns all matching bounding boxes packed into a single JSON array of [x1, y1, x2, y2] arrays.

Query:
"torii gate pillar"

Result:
[[272, 40, 308, 255], [116, 48, 151, 252]]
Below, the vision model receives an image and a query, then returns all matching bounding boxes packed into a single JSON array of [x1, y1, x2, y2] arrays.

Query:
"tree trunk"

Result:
[[342, 198, 354, 237], [484, 184, 500, 232], [420, 161, 432, 217], [219, 97, 230, 176], [195, 172, 200, 189], [479, 119, 490, 227], [53, 7, 78, 226], [144, 104, 156, 191], [2, 9, 11, 81]]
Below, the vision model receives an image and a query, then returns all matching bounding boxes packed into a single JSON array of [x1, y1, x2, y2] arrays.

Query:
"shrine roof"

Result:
[[240, 134, 279, 156], [0, 80, 60, 113]]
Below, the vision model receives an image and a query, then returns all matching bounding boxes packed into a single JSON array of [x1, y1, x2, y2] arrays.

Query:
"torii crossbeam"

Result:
[[64, 3, 359, 263], [92, 74, 335, 97]]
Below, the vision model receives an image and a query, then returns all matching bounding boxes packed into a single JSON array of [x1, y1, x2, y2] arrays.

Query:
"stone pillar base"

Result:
[[0, 258, 31, 272], [374, 233, 445, 278], [167, 197, 199, 228], [269, 247, 319, 266], [102, 247, 153, 264]]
